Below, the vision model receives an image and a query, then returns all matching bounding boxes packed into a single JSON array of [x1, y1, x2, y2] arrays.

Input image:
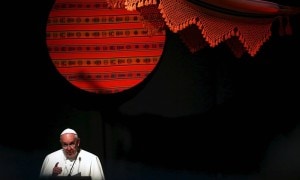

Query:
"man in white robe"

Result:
[[40, 128, 105, 180]]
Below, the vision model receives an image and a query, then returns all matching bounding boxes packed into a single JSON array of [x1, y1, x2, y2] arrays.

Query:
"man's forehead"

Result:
[[60, 133, 77, 142]]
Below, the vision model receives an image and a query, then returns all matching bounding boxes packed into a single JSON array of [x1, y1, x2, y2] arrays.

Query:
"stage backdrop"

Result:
[[46, 0, 166, 94]]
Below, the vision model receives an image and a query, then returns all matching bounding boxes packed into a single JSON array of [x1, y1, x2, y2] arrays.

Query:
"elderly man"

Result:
[[40, 128, 105, 180]]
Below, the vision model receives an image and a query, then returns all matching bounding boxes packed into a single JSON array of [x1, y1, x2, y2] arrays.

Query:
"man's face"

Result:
[[60, 133, 80, 159]]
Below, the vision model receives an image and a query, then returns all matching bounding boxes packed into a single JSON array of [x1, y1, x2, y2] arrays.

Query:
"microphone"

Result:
[[78, 157, 81, 174]]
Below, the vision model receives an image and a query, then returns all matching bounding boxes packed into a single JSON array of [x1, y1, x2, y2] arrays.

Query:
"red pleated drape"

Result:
[[106, 0, 300, 58]]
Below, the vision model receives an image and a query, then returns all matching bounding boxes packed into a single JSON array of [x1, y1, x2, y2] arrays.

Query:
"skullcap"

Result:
[[60, 128, 77, 135]]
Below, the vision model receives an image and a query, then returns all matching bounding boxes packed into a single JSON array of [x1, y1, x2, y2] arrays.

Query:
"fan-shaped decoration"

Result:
[[107, 0, 300, 58], [46, 0, 166, 94]]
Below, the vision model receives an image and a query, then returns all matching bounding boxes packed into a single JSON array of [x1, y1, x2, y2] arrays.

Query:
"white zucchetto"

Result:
[[60, 128, 77, 135]]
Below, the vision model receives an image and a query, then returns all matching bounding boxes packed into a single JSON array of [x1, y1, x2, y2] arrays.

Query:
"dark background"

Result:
[[2, 0, 300, 179]]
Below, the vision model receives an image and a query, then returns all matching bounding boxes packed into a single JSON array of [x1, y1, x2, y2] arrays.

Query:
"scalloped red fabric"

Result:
[[107, 0, 298, 58]]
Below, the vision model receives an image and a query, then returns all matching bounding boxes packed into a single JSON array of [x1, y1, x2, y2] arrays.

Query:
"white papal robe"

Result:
[[40, 149, 105, 180]]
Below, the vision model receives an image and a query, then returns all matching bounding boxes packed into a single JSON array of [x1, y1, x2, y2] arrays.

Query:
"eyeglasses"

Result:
[[61, 142, 76, 149]]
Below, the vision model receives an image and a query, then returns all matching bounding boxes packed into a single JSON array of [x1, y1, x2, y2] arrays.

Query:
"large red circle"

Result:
[[46, 0, 166, 94]]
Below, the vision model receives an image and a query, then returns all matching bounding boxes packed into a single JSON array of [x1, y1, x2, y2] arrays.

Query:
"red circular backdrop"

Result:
[[46, 0, 166, 94]]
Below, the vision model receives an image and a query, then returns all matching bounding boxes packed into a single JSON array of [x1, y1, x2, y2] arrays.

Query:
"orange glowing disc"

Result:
[[46, 0, 166, 94]]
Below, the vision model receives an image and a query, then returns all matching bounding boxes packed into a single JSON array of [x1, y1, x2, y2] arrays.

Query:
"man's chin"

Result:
[[65, 153, 76, 159]]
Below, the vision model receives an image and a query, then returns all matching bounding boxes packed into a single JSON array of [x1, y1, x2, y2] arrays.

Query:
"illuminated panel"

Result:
[[46, 0, 166, 94]]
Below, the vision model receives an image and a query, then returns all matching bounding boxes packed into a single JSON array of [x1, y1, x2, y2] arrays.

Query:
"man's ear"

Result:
[[77, 138, 81, 146]]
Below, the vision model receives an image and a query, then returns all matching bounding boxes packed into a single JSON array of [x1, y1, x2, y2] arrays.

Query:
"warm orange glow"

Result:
[[46, 0, 166, 94]]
